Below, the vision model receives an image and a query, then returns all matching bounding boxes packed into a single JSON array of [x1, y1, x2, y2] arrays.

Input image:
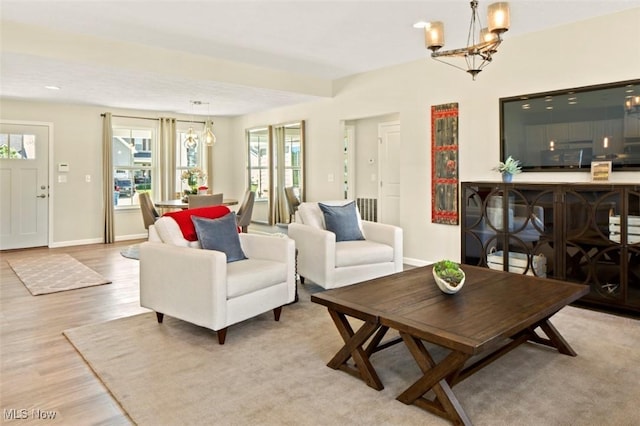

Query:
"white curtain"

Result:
[[158, 118, 177, 201], [102, 113, 114, 243]]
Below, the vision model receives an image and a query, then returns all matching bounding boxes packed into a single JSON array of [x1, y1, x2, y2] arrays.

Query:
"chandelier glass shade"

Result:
[[184, 127, 198, 150], [424, 1, 510, 79], [204, 120, 217, 145]]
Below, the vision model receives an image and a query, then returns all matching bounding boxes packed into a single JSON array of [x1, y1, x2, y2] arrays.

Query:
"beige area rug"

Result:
[[63, 286, 640, 426], [7, 253, 111, 295]]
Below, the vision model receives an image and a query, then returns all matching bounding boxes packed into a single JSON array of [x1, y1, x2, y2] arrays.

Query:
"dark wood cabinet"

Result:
[[461, 181, 640, 315]]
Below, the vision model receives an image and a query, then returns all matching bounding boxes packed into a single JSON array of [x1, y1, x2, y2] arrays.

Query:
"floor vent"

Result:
[[356, 198, 378, 222]]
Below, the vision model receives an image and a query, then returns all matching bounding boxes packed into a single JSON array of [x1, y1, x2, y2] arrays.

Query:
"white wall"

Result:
[[1, 9, 638, 259], [230, 9, 640, 264]]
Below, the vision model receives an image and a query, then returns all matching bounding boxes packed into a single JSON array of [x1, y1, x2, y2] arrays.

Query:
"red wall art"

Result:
[[431, 103, 459, 225]]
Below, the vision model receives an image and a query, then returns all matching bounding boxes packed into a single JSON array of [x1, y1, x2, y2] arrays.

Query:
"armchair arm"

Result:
[[139, 242, 228, 330], [361, 221, 403, 270], [239, 233, 292, 263], [288, 222, 336, 283]]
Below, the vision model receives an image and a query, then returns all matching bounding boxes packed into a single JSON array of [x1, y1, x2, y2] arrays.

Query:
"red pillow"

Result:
[[163, 205, 231, 241]]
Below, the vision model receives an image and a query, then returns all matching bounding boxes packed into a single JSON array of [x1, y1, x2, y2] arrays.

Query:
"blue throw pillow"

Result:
[[192, 212, 247, 262], [318, 201, 365, 242]]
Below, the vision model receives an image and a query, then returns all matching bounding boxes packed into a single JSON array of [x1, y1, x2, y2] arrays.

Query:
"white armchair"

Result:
[[140, 216, 296, 344], [288, 201, 403, 290]]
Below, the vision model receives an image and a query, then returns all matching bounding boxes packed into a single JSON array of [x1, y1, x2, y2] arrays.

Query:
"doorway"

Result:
[[342, 114, 400, 224], [0, 121, 51, 249]]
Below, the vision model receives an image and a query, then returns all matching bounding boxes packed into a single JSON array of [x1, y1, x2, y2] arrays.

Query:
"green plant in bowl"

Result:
[[432, 260, 465, 294]]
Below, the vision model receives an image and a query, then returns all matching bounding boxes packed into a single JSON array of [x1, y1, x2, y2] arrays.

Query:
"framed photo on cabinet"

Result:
[[591, 161, 611, 181]]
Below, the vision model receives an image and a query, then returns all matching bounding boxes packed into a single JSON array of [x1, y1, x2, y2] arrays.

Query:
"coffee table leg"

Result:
[[397, 331, 472, 426], [326, 309, 384, 390], [537, 319, 577, 356]]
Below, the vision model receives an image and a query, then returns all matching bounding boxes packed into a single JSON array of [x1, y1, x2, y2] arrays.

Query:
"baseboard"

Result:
[[403, 257, 433, 267], [49, 237, 104, 248], [115, 233, 148, 242], [49, 233, 147, 248]]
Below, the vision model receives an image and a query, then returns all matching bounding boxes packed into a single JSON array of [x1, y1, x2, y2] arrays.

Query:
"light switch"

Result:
[[58, 175, 67, 183], [85, 174, 91, 182], [328, 173, 334, 182]]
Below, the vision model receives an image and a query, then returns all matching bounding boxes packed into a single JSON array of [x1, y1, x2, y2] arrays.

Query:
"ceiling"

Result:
[[2, 0, 639, 117]]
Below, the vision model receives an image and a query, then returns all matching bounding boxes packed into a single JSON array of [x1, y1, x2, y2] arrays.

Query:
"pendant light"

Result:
[[184, 101, 199, 149]]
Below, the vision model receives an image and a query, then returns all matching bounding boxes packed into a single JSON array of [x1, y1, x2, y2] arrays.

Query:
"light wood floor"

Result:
[[1, 241, 147, 425]]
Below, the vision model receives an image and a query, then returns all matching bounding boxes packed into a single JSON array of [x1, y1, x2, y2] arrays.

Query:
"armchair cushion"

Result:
[[335, 240, 394, 268], [319, 201, 365, 242], [192, 213, 246, 262], [163, 205, 231, 241], [226, 259, 288, 298]]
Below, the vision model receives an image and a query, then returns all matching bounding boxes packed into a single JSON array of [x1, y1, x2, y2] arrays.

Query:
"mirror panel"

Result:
[[246, 121, 305, 226], [247, 126, 271, 224]]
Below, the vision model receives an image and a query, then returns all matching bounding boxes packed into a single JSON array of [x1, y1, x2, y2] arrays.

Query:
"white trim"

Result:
[[49, 237, 103, 248], [0, 119, 54, 248], [116, 233, 148, 242], [344, 123, 356, 200], [403, 257, 433, 267]]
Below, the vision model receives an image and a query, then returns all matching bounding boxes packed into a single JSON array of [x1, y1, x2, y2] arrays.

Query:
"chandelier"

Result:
[[185, 101, 217, 149], [423, 1, 510, 79]]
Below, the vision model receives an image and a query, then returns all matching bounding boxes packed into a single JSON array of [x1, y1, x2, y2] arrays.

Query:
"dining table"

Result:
[[155, 198, 238, 210]]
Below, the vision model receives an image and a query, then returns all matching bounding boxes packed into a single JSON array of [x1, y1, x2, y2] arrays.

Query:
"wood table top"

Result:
[[311, 265, 589, 355]]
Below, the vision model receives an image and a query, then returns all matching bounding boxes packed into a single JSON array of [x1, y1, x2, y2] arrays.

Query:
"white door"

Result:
[[378, 121, 401, 226], [0, 122, 50, 249]]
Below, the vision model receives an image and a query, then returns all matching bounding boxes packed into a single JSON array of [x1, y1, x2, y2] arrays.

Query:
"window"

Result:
[[0, 133, 36, 159], [112, 128, 153, 207], [175, 129, 205, 195]]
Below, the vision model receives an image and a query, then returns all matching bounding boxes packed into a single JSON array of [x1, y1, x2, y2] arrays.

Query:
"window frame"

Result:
[[112, 126, 155, 210]]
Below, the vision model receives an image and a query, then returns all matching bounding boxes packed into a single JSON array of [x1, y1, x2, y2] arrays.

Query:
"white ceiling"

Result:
[[2, 0, 639, 116]]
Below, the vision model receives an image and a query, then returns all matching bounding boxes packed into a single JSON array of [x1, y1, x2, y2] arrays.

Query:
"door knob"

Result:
[[36, 194, 47, 198]]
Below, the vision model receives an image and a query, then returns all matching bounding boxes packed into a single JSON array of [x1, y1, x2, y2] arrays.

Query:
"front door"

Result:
[[378, 121, 401, 226], [0, 122, 50, 249]]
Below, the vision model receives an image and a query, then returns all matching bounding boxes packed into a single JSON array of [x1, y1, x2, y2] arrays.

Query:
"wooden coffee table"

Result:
[[311, 265, 589, 425]]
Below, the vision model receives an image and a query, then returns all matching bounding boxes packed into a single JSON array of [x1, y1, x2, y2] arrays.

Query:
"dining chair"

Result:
[[188, 193, 223, 209], [139, 192, 160, 230], [284, 186, 301, 223], [235, 190, 256, 233]]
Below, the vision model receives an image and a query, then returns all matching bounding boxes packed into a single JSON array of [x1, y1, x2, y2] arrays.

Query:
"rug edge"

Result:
[[62, 315, 150, 424]]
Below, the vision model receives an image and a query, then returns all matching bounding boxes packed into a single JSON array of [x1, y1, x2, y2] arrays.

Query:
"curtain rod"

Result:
[[100, 113, 206, 124]]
